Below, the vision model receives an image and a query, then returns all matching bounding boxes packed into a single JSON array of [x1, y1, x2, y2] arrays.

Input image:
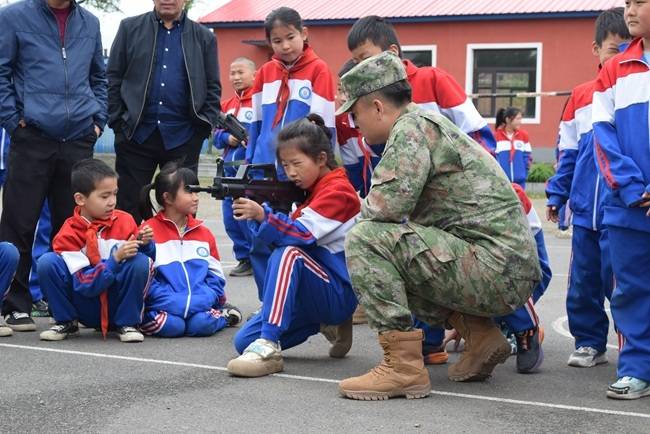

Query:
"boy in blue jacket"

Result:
[[546, 8, 631, 369], [592, 0, 650, 400]]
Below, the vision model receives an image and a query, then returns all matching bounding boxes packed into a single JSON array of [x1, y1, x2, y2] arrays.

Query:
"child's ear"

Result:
[[318, 151, 328, 166], [301, 26, 309, 42], [73, 192, 86, 207], [162, 191, 172, 206], [591, 41, 600, 58]]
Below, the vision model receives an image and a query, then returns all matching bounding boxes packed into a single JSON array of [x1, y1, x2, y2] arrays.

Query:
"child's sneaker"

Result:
[[607, 376, 650, 400], [0, 318, 13, 337], [229, 259, 253, 277], [5, 311, 36, 331], [40, 321, 79, 341], [31, 299, 50, 317], [422, 344, 449, 365], [515, 327, 543, 373], [118, 326, 144, 343], [222, 303, 242, 327], [320, 318, 353, 358], [227, 338, 283, 377], [567, 346, 607, 367]]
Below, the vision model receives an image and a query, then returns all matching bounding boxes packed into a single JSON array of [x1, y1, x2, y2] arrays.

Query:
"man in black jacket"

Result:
[[107, 0, 221, 223], [0, 0, 107, 332]]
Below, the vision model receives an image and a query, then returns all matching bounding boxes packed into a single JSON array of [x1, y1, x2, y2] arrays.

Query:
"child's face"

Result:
[[508, 113, 523, 131], [229, 61, 255, 93], [166, 184, 199, 217], [75, 177, 118, 221], [626, 0, 650, 39], [279, 145, 327, 190], [269, 24, 307, 64], [593, 33, 628, 65]]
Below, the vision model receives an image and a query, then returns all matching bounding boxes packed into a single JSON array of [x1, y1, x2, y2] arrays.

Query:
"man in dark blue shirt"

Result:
[[108, 0, 221, 223]]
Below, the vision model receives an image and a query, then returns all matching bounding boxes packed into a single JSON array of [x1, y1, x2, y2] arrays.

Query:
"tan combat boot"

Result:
[[339, 329, 431, 400], [352, 304, 368, 325], [320, 317, 353, 358], [447, 312, 511, 382]]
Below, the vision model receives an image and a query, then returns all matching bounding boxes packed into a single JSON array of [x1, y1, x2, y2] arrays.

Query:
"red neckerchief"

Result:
[[69, 207, 116, 339], [498, 126, 521, 163], [270, 44, 320, 128], [291, 168, 348, 219]]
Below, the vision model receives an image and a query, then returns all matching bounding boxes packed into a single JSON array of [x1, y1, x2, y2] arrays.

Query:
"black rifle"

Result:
[[215, 112, 248, 145], [187, 158, 307, 213]]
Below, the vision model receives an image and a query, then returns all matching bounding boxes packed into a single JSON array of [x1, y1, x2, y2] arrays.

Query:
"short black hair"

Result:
[[276, 114, 338, 170], [347, 16, 402, 57], [71, 159, 117, 196], [338, 59, 357, 78], [363, 79, 412, 108], [264, 7, 303, 40], [595, 7, 630, 47]]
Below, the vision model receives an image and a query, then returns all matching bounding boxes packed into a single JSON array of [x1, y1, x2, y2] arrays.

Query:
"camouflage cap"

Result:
[[336, 51, 407, 115]]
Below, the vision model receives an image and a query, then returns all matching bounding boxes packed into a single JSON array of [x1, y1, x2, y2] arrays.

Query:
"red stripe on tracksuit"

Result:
[[269, 247, 329, 326]]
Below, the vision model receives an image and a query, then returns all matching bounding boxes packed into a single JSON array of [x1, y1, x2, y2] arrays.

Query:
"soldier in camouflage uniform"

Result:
[[336, 51, 542, 401]]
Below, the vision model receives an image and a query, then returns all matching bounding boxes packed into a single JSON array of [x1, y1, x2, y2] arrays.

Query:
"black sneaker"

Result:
[[515, 327, 543, 373], [40, 321, 79, 341], [5, 311, 36, 331], [222, 303, 242, 327], [32, 299, 51, 317], [229, 259, 253, 277]]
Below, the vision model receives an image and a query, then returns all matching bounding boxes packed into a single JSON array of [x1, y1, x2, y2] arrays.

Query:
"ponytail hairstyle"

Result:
[[264, 7, 304, 40], [139, 161, 199, 221], [276, 113, 338, 170], [495, 107, 523, 129]]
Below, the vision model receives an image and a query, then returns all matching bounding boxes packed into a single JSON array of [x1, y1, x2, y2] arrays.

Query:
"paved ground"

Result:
[[1, 198, 648, 433]]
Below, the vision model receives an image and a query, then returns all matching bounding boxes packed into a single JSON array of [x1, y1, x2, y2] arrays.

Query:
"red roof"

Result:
[[200, 0, 622, 25]]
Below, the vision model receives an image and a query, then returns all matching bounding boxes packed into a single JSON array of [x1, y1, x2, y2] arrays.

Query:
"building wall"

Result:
[[213, 17, 599, 160]]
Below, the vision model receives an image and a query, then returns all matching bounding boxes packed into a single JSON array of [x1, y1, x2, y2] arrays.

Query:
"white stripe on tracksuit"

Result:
[[268, 247, 329, 326]]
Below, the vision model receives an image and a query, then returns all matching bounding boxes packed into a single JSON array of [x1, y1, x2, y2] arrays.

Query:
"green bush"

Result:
[[527, 162, 555, 183]]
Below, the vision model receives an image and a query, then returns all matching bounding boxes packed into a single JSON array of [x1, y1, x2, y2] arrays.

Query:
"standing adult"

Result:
[[0, 0, 107, 331], [107, 0, 221, 223]]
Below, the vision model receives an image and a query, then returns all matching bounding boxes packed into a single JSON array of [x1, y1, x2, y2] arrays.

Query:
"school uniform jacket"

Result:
[[250, 168, 360, 286], [245, 45, 335, 177], [214, 87, 253, 177], [53, 208, 155, 298], [494, 128, 532, 186], [144, 212, 226, 318], [546, 79, 607, 231], [592, 38, 650, 233]]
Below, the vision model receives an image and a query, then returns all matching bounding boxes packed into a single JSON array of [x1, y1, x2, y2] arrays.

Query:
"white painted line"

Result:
[[551, 315, 618, 350], [2, 343, 648, 419]]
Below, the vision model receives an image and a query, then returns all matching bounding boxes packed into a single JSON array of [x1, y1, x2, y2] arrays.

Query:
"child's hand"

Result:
[[227, 135, 246, 148], [232, 198, 265, 222], [137, 225, 154, 245], [113, 235, 140, 262], [546, 205, 559, 223]]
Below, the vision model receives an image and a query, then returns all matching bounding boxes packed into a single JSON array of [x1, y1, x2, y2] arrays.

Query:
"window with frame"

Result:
[[467, 45, 541, 121], [402, 45, 437, 67]]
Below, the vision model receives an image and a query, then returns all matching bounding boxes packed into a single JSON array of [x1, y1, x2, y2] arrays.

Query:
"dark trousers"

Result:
[[115, 128, 206, 224], [0, 126, 95, 315]]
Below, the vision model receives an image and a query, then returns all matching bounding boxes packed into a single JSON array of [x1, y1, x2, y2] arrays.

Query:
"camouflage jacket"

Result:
[[361, 103, 541, 281]]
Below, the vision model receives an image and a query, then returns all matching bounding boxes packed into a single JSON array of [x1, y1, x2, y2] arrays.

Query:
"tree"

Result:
[[78, 0, 120, 12]]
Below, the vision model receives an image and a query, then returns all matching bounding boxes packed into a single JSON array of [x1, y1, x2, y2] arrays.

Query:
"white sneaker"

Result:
[[118, 326, 144, 343], [0, 319, 12, 337], [227, 338, 283, 377], [607, 376, 650, 400], [567, 346, 607, 367]]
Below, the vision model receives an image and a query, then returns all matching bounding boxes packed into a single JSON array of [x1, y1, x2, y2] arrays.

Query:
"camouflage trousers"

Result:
[[345, 221, 537, 332]]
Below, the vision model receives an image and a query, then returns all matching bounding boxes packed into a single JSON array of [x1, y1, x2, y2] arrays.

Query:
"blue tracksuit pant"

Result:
[[38, 252, 151, 328], [222, 197, 251, 262], [0, 242, 19, 300], [566, 225, 613, 353], [28, 202, 52, 302], [142, 308, 228, 338], [234, 246, 357, 354], [607, 226, 650, 382]]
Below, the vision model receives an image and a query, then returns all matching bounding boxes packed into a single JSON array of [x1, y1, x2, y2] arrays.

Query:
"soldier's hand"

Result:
[[113, 235, 140, 262], [233, 198, 265, 222], [546, 206, 559, 223]]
